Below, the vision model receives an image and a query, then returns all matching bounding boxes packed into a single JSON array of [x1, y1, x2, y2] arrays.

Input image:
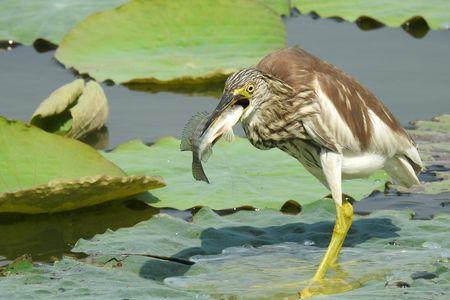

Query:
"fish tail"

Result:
[[192, 153, 210, 183]]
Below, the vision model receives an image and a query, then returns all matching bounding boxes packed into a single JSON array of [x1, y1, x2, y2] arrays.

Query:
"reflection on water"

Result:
[[79, 126, 109, 149], [124, 76, 225, 98], [293, 8, 432, 39], [0, 199, 158, 262]]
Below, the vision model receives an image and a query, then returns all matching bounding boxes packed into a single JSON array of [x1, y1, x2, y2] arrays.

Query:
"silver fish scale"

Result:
[[180, 111, 211, 183]]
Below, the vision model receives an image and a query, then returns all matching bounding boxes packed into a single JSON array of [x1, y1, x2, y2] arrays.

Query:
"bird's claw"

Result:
[[298, 277, 362, 299]]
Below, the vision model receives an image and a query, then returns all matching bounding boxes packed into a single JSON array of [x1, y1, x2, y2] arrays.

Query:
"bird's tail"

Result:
[[384, 146, 422, 188]]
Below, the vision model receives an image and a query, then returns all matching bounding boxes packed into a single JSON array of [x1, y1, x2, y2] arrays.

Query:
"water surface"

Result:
[[0, 15, 449, 148], [0, 14, 449, 263]]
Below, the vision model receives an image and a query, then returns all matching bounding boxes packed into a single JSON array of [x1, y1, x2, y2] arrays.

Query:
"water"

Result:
[[0, 15, 449, 148], [0, 14, 449, 263]]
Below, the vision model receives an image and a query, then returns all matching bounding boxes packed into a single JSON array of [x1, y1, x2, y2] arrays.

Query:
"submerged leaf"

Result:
[[103, 137, 388, 210], [291, 0, 450, 30], [0, 117, 164, 214], [55, 0, 286, 84], [0, 255, 33, 276], [30, 79, 109, 139], [70, 206, 450, 299], [0, 257, 196, 299]]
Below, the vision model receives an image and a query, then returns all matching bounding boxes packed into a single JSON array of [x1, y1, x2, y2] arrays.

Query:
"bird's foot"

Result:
[[298, 277, 362, 299]]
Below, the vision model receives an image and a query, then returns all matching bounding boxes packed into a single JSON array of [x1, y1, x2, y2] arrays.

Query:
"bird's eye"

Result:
[[246, 84, 255, 94]]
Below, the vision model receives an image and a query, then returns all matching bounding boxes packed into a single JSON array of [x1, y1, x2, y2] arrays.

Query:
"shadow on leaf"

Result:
[[138, 217, 400, 281]]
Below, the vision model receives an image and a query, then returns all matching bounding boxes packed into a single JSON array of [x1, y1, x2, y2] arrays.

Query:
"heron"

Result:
[[191, 46, 422, 297]]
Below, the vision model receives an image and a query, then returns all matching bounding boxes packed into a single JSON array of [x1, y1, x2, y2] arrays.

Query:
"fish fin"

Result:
[[201, 145, 212, 163], [222, 128, 235, 143], [192, 154, 210, 183], [180, 111, 209, 151]]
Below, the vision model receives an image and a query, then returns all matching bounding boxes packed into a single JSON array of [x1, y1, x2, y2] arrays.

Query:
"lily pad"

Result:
[[261, 0, 291, 16], [0, 117, 164, 214], [291, 0, 450, 30], [407, 114, 450, 194], [103, 137, 388, 210], [0, 257, 197, 299], [54, 0, 286, 84], [68, 204, 449, 299], [30, 79, 109, 139], [2, 204, 449, 298], [0, 0, 127, 44]]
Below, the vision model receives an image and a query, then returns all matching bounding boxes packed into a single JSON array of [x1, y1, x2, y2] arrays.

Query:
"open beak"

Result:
[[200, 91, 248, 136]]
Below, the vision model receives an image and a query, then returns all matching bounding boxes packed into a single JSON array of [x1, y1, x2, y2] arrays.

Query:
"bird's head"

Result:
[[201, 68, 282, 136]]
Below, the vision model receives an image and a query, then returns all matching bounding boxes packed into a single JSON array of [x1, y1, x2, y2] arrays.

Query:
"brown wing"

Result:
[[256, 46, 409, 151]]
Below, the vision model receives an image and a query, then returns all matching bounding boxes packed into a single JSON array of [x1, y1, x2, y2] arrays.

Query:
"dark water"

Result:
[[0, 15, 449, 263]]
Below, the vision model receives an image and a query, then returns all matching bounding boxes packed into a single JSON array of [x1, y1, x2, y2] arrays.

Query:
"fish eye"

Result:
[[246, 84, 255, 94]]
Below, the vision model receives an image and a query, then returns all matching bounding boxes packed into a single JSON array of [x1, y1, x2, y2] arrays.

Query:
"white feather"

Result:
[[367, 109, 410, 156], [312, 84, 361, 152], [384, 156, 420, 187], [341, 152, 386, 179]]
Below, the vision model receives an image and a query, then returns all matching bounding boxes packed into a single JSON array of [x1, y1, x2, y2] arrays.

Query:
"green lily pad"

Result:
[[261, 0, 291, 15], [291, 0, 450, 29], [0, 0, 127, 45], [103, 137, 388, 210], [0, 257, 197, 299], [2, 204, 449, 298], [55, 0, 286, 84], [0, 255, 34, 277], [30, 79, 109, 139], [69, 204, 449, 299], [407, 114, 450, 194], [0, 117, 164, 214]]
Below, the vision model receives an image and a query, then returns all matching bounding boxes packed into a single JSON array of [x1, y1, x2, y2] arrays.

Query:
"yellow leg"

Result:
[[299, 199, 354, 298]]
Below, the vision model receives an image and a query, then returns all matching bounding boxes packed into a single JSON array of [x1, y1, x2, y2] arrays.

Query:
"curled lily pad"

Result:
[[55, 0, 286, 84], [30, 79, 109, 139], [103, 137, 388, 210], [0, 0, 127, 45], [0, 117, 164, 214], [292, 0, 450, 30], [0, 175, 164, 214]]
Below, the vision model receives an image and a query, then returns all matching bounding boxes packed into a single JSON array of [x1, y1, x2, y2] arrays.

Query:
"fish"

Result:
[[180, 105, 244, 183]]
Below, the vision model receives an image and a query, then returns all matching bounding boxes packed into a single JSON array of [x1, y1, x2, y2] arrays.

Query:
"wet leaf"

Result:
[[0, 257, 197, 299], [0, 0, 127, 44], [0, 255, 34, 276], [30, 79, 109, 139], [407, 114, 450, 194], [70, 205, 450, 299], [0, 117, 165, 214], [292, 0, 450, 29], [103, 137, 388, 210], [55, 0, 286, 84]]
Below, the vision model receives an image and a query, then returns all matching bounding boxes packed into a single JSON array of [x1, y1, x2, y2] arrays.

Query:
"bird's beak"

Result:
[[200, 91, 248, 136]]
